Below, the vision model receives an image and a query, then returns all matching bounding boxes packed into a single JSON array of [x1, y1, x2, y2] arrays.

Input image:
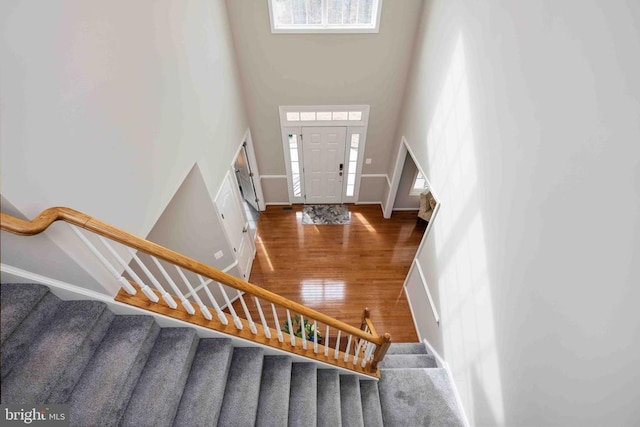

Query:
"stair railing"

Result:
[[1, 207, 389, 377]]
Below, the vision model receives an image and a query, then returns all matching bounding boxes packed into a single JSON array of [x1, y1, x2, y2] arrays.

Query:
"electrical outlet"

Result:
[[365, 158, 372, 165], [214, 250, 224, 260]]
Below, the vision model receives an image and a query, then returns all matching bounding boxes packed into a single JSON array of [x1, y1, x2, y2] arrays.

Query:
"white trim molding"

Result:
[[278, 105, 370, 205], [414, 259, 440, 324]]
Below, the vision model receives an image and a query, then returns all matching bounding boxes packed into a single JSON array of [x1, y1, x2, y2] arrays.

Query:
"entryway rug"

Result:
[[301, 204, 350, 225]]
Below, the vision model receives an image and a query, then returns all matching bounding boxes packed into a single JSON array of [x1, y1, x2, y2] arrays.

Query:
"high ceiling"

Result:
[[225, 0, 424, 177]]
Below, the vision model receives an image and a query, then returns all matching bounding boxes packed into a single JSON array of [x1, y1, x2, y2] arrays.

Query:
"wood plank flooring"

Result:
[[242, 204, 425, 343]]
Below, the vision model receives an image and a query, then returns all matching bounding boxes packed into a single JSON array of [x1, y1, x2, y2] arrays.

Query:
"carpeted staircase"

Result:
[[0, 283, 464, 426]]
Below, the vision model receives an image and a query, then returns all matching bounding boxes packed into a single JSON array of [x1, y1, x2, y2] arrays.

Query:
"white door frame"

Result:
[[232, 129, 266, 211], [279, 105, 370, 204]]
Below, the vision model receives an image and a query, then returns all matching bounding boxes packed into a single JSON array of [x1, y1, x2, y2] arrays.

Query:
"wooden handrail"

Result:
[[0, 207, 384, 346]]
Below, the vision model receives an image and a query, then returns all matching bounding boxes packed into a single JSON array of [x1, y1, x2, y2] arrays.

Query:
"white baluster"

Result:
[[286, 310, 296, 346], [353, 336, 364, 365], [151, 256, 195, 314], [362, 342, 376, 368], [197, 275, 228, 325], [324, 325, 330, 356], [128, 249, 177, 309], [68, 225, 136, 295], [175, 267, 211, 319], [272, 304, 284, 343], [97, 236, 158, 302], [313, 321, 319, 354], [334, 330, 341, 360], [300, 315, 307, 350], [254, 297, 272, 339], [217, 283, 243, 330], [344, 335, 353, 362], [237, 291, 257, 334]]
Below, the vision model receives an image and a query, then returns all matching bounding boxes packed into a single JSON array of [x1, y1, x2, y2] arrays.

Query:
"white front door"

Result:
[[302, 126, 347, 204], [216, 173, 255, 281]]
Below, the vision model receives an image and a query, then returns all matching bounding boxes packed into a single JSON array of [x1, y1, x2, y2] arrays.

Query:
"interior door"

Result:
[[215, 173, 255, 280], [302, 126, 347, 204], [235, 145, 259, 212]]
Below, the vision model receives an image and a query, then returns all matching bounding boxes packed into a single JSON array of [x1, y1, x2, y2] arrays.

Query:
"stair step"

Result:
[[0, 283, 50, 345], [380, 354, 437, 369], [340, 375, 364, 427], [173, 338, 234, 427], [385, 342, 428, 355], [120, 328, 199, 427], [1, 291, 61, 378], [67, 316, 160, 427], [217, 347, 265, 427], [360, 380, 384, 427], [0, 300, 113, 404], [289, 363, 318, 427], [379, 368, 464, 427], [317, 369, 342, 427], [256, 356, 292, 427]]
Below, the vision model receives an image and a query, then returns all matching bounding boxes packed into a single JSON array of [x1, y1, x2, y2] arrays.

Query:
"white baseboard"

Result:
[[1, 263, 376, 379], [264, 202, 292, 206], [422, 337, 470, 427]]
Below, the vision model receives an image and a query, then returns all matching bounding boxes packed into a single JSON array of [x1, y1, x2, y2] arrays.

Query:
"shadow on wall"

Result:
[[423, 34, 505, 424]]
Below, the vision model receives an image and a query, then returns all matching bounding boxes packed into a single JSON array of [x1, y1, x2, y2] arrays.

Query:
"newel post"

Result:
[[370, 332, 391, 372], [360, 307, 370, 331]]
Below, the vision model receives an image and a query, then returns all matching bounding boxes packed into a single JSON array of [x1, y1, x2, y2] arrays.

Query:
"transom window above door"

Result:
[[268, 0, 382, 34]]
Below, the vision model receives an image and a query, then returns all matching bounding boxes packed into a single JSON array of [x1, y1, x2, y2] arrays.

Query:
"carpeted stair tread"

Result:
[[120, 328, 198, 427], [256, 356, 292, 427], [67, 316, 160, 427], [173, 338, 234, 427], [217, 347, 265, 427], [340, 375, 364, 427], [386, 342, 429, 355], [0, 283, 50, 345], [0, 300, 113, 404], [317, 369, 342, 427], [359, 380, 384, 427], [1, 291, 61, 378], [288, 363, 317, 427], [379, 368, 464, 427], [380, 354, 437, 369]]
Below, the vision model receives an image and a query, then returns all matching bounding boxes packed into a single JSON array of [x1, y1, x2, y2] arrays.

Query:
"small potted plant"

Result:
[[283, 315, 323, 344]]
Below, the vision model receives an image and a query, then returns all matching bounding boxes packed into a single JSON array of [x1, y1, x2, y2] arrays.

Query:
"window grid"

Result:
[[289, 134, 302, 197], [346, 134, 360, 197]]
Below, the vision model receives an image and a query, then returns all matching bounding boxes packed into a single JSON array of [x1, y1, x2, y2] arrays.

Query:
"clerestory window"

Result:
[[268, 0, 382, 34]]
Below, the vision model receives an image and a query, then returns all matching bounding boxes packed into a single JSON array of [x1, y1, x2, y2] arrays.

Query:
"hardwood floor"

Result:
[[243, 204, 425, 343]]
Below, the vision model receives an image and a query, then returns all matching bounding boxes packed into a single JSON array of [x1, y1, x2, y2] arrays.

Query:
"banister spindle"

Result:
[[324, 325, 330, 356], [362, 342, 376, 368], [97, 236, 158, 303], [313, 321, 319, 354], [286, 310, 296, 346], [68, 225, 136, 295], [197, 275, 228, 325], [254, 297, 272, 339], [271, 304, 284, 342], [237, 291, 257, 334], [352, 336, 364, 365], [300, 315, 308, 350], [128, 249, 177, 309], [217, 283, 243, 330], [175, 267, 211, 319], [344, 335, 353, 363], [151, 256, 195, 314], [334, 330, 341, 360]]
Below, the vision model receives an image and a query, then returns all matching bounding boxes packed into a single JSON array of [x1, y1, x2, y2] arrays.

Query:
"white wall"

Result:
[[397, 0, 640, 425], [0, 0, 248, 284], [225, 0, 423, 203]]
